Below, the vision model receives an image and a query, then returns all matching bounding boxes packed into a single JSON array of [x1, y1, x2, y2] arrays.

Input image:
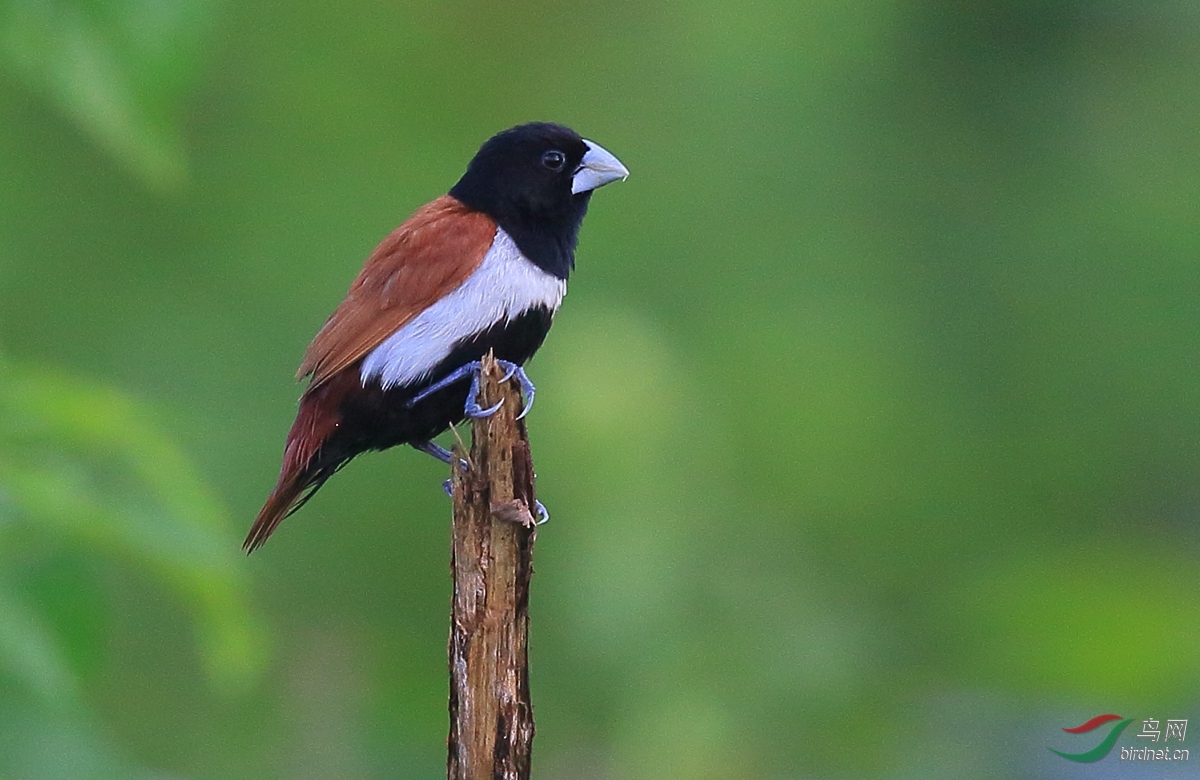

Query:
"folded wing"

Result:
[[246, 195, 496, 551], [300, 195, 497, 390]]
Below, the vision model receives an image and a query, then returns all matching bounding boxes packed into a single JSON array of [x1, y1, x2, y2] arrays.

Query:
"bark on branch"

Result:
[[447, 352, 537, 780]]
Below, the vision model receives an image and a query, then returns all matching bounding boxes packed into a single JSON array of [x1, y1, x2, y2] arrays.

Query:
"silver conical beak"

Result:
[[571, 140, 629, 194]]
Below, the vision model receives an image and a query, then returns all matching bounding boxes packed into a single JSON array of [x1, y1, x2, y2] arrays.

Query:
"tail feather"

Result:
[[244, 471, 330, 552], [244, 475, 306, 553], [246, 369, 357, 552]]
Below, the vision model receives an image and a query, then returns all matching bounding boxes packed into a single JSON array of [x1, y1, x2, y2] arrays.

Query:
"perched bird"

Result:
[[246, 122, 628, 551]]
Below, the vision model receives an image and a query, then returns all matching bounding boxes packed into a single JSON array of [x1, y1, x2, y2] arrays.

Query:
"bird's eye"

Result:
[[541, 150, 566, 171]]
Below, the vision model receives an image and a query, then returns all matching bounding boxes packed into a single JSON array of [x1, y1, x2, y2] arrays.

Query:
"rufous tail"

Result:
[[245, 371, 354, 552]]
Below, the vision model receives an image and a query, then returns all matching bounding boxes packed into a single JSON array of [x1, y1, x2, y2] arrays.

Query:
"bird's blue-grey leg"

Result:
[[413, 441, 468, 497], [413, 439, 549, 523], [407, 359, 536, 419], [413, 440, 455, 465], [411, 366, 545, 520], [433, 462, 549, 523], [406, 362, 499, 417]]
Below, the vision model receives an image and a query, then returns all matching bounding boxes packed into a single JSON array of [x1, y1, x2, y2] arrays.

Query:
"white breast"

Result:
[[360, 227, 567, 389]]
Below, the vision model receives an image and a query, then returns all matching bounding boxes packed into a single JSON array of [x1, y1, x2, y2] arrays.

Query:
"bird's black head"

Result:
[[449, 122, 628, 279]]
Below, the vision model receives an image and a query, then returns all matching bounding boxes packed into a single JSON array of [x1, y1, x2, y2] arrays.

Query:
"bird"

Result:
[[245, 122, 628, 551]]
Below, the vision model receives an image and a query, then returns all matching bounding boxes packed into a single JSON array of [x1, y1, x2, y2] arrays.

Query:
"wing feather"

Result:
[[298, 195, 496, 390]]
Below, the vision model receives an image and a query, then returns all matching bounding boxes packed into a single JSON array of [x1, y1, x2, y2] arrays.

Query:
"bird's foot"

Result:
[[489, 497, 550, 526], [413, 442, 466, 499], [411, 371, 546, 523], [438, 476, 549, 525], [413, 441, 468, 470], [407, 360, 536, 419]]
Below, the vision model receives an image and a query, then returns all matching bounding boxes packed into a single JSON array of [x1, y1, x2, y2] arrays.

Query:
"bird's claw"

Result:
[[464, 371, 504, 418], [414, 441, 467, 470], [507, 362, 537, 420], [408, 359, 536, 419], [440, 479, 548, 526], [412, 365, 544, 519]]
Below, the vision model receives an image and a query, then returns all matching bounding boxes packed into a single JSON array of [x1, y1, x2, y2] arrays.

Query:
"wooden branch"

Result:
[[447, 352, 537, 780]]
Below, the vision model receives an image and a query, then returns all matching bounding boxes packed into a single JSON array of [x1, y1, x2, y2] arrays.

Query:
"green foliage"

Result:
[[0, 0, 214, 190], [1, 0, 1199, 777], [0, 356, 264, 776]]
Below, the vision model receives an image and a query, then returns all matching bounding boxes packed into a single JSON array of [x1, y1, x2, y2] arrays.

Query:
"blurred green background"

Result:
[[2, 0, 1199, 777]]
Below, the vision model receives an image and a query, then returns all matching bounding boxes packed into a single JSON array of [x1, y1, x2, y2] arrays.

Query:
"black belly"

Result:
[[331, 306, 554, 462]]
